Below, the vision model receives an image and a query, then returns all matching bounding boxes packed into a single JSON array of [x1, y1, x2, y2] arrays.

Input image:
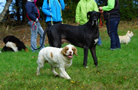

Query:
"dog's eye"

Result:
[[66, 48, 68, 51], [72, 48, 75, 51]]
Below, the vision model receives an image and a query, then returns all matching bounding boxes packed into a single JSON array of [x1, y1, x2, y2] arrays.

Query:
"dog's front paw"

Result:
[[84, 66, 89, 68], [66, 77, 71, 80], [54, 73, 59, 76]]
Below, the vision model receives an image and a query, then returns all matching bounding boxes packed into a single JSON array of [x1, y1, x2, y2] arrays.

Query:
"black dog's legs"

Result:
[[1, 46, 14, 52], [90, 47, 98, 66], [52, 40, 62, 48], [83, 47, 88, 67]]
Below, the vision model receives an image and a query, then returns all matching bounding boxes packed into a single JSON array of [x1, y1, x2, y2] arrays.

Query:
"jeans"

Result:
[[106, 18, 120, 49], [28, 21, 45, 52], [97, 36, 102, 45]]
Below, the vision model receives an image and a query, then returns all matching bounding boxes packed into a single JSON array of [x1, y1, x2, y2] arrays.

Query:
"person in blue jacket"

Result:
[[25, 0, 44, 52], [42, 0, 65, 27]]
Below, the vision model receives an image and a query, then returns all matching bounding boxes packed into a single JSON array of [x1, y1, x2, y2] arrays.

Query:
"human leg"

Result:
[[97, 36, 102, 45], [107, 18, 120, 50], [36, 22, 45, 49], [114, 18, 120, 48], [106, 19, 117, 49], [28, 21, 38, 51]]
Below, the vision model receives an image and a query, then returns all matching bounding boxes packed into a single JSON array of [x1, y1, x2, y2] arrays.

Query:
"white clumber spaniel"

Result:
[[36, 44, 77, 79]]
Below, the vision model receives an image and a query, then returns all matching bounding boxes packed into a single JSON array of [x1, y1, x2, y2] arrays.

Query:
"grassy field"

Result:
[[0, 21, 138, 89]]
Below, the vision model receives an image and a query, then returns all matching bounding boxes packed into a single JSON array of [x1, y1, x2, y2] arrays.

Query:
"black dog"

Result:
[[1, 35, 28, 52], [39, 11, 100, 67]]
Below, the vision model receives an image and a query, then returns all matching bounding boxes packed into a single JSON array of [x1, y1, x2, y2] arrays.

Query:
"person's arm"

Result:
[[42, 0, 52, 16], [25, 3, 36, 21], [75, 3, 81, 25], [93, 0, 99, 12], [99, 0, 115, 11], [59, 0, 65, 10]]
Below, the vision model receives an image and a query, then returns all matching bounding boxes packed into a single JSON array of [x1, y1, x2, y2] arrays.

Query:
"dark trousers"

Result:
[[106, 17, 120, 49], [46, 21, 62, 27]]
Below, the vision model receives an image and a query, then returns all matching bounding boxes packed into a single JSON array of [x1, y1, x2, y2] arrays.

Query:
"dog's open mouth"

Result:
[[67, 54, 73, 58]]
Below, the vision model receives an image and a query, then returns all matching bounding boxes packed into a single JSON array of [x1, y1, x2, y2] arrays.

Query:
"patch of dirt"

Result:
[[0, 25, 48, 48]]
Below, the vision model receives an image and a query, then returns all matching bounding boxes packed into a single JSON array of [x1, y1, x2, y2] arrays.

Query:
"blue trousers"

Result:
[[106, 18, 120, 49], [97, 36, 102, 45], [28, 21, 45, 52]]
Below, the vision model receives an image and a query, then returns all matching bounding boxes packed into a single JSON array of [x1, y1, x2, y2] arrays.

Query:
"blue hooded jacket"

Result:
[[42, 0, 65, 22]]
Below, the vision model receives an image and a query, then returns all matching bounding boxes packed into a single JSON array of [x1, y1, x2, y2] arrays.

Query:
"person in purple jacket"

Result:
[[25, 0, 44, 52]]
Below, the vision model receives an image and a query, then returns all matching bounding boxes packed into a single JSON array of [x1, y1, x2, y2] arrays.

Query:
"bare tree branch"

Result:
[[0, 0, 13, 22]]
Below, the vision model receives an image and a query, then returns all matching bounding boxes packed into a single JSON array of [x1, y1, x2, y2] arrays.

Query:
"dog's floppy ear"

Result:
[[87, 11, 91, 19], [61, 46, 68, 55], [127, 30, 131, 33], [72, 47, 78, 56]]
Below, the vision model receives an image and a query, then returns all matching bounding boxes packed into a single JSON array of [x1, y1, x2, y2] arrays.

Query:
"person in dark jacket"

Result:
[[25, 0, 44, 52], [42, 0, 65, 27], [99, 0, 120, 50]]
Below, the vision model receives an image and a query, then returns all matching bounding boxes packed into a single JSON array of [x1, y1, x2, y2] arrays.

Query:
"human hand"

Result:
[[35, 18, 39, 22], [99, 7, 103, 11]]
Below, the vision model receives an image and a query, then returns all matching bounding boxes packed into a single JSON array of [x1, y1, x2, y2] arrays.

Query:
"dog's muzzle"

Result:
[[92, 19, 98, 26]]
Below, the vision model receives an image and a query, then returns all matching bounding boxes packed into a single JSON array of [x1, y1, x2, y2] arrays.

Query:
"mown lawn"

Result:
[[0, 22, 138, 89]]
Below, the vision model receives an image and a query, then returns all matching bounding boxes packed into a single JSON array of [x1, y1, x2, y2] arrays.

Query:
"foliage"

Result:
[[0, 0, 138, 24], [119, 0, 138, 20], [62, 0, 79, 23], [63, 0, 138, 22]]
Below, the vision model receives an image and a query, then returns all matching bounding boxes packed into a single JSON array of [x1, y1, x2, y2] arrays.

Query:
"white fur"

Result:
[[36, 44, 77, 79], [94, 38, 99, 45], [6, 41, 18, 52], [119, 31, 134, 44]]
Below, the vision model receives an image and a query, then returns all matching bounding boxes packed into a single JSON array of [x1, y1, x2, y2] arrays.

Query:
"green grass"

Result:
[[0, 28, 138, 89]]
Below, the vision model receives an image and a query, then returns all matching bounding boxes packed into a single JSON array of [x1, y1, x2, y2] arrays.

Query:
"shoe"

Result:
[[110, 48, 120, 50], [110, 48, 117, 50]]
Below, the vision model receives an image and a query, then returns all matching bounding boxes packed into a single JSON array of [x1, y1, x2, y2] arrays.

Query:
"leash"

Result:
[[26, 5, 40, 30], [32, 22, 37, 30], [26, 13, 37, 30], [99, 10, 105, 28]]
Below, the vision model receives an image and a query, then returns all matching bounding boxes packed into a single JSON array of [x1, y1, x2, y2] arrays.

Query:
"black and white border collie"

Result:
[[1, 35, 28, 52]]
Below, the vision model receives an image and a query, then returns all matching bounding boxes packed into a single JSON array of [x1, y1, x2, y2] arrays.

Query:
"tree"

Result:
[[16, 0, 20, 21], [0, 0, 13, 22], [22, 0, 26, 22]]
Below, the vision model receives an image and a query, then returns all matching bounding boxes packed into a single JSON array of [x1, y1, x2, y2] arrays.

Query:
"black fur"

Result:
[[40, 11, 101, 67], [1, 35, 28, 52]]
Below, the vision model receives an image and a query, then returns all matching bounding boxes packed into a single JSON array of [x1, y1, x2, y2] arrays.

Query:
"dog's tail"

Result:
[[33, 27, 48, 50]]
